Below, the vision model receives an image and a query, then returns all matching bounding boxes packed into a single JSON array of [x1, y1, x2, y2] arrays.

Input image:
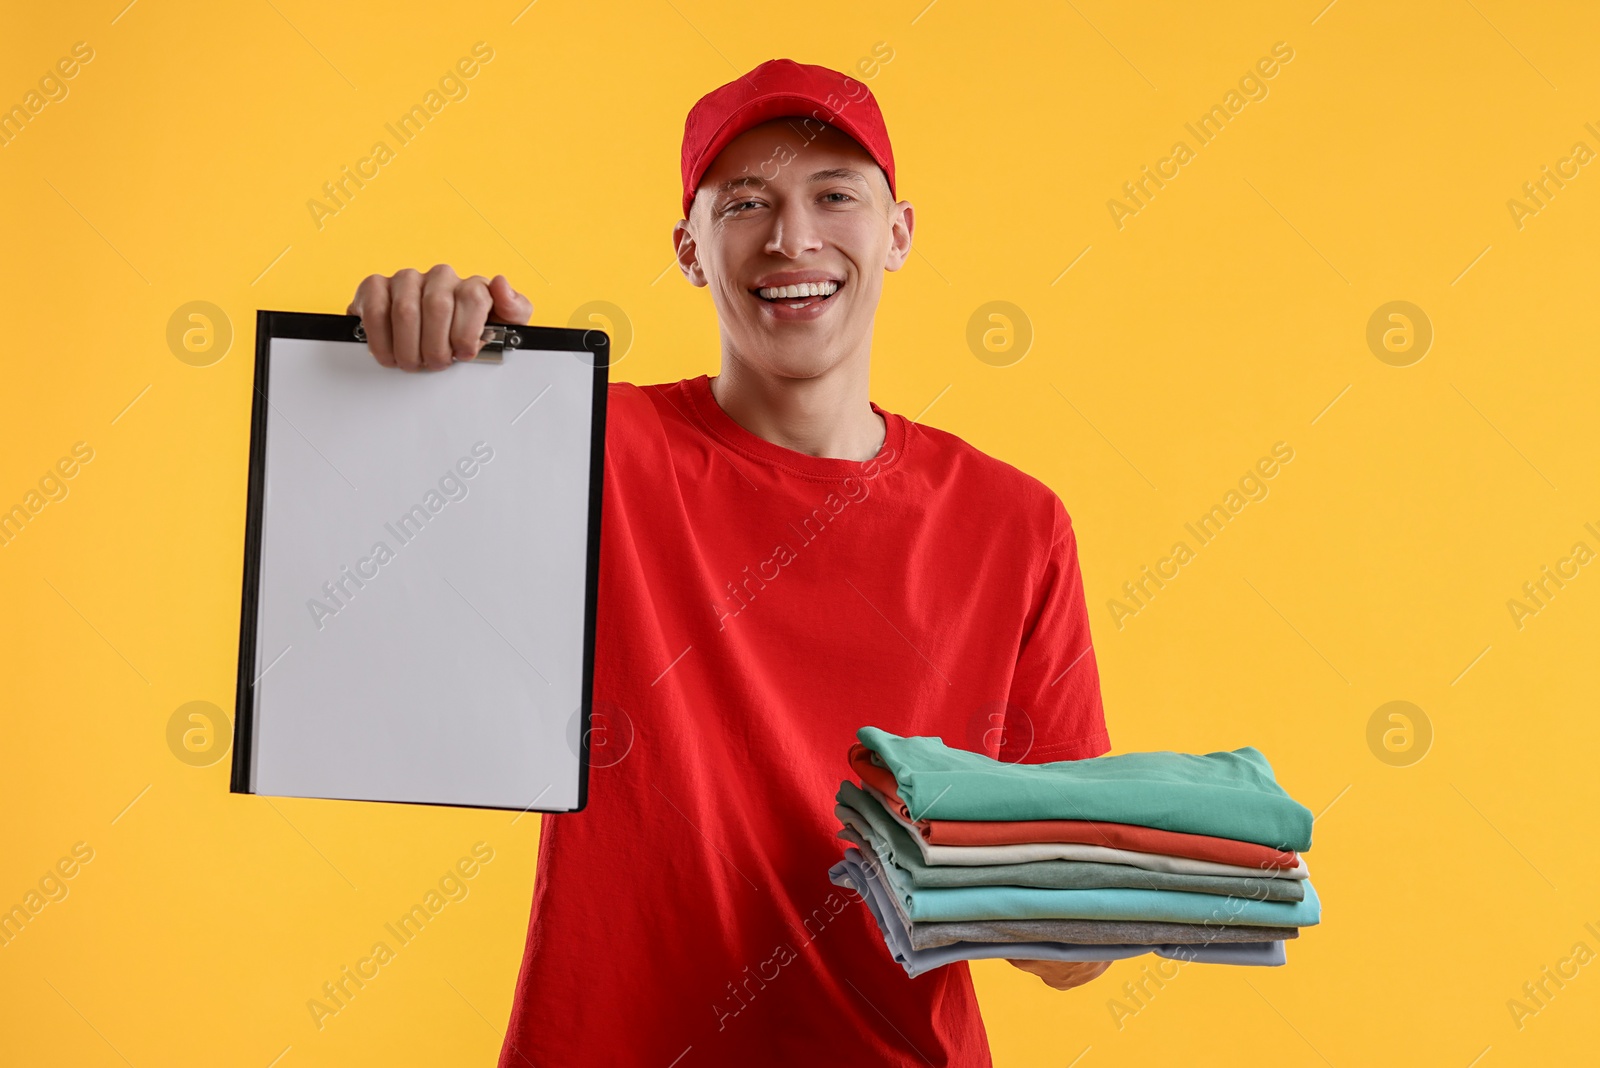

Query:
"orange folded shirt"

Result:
[[847, 743, 1300, 871]]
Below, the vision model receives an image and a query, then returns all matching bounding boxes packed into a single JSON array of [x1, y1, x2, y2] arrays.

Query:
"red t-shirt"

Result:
[[499, 374, 1111, 1066]]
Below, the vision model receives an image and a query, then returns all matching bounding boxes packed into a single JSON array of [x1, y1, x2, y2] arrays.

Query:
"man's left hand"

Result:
[[1006, 958, 1112, 991]]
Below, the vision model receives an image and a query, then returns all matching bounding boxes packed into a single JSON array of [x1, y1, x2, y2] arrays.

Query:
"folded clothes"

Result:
[[844, 832, 1301, 949], [838, 824, 1299, 940], [861, 781, 1310, 881], [849, 745, 1299, 869], [844, 830, 1322, 926], [836, 783, 1304, 903], [836, 822, 1308, 934], [857, 727, 1314, 852], [828, 847, 1287, 978], [835, 816, 1302, 906], [844, 831, 1305, 959]]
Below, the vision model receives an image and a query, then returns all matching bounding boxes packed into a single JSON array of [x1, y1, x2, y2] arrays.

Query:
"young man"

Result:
[[348, 58, 1112, 1066]]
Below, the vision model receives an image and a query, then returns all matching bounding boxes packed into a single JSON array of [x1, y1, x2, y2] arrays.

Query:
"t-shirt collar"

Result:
[[680, 373, 907, 480]]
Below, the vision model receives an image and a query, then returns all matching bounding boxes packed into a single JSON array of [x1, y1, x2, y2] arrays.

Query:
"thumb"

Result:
[[488, 274, 533, 324]]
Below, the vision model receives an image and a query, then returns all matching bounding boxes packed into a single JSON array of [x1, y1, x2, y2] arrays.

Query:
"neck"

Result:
[[709, 351, 886, 463]]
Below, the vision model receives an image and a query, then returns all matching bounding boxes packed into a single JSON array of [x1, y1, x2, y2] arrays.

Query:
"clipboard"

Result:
[[231, 311, 608, 812]]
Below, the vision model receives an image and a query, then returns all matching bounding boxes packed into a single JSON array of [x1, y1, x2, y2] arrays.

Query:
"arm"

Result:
[[999, 495, 1114, 990], [995, 496, 1109, 765]]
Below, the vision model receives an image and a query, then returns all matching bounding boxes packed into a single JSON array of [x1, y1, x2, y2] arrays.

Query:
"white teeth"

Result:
[[757, 281, 839, 300]]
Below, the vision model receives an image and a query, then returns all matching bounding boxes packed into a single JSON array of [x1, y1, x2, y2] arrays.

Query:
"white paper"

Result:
[[247, 336, 596, 810]]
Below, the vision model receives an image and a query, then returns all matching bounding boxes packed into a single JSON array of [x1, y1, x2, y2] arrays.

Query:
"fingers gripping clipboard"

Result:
[[231, 311, 608, 812]]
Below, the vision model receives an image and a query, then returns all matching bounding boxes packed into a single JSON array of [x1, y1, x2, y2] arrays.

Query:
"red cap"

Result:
[[680, 58, 897, 220]]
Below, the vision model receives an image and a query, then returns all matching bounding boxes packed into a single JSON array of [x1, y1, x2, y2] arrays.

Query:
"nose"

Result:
[[764, 195, 824, 259]]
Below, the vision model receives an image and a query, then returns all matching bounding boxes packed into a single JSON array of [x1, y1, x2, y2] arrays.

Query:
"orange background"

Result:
[[2, 1, 1598, 1064]]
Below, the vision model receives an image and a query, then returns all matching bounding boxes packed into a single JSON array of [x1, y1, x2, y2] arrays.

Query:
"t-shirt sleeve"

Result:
[[1000, 495, 1112, 764]]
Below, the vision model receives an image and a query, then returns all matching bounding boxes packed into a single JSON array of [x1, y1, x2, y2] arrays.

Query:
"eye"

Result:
[[823, 192, 855, 203], [725, 198, 764, 214]]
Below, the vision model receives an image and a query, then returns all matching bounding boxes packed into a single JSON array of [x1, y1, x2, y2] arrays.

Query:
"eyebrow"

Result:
[[714, 168, 872, 196]]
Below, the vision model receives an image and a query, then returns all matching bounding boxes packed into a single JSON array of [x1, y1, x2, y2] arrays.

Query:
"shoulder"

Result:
[[606, 378, 655, 407], [899, 418, 1074, 544], [601, 378, 711, 470], [604, 378, 686, 437], [607, 378, 696, 414]]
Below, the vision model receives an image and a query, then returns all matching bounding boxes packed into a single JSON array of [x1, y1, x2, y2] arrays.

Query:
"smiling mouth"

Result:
[[751, 280, 843, 307]]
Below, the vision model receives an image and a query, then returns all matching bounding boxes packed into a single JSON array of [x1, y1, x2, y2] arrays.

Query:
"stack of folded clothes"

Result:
[[827, 727, 1320, 978]]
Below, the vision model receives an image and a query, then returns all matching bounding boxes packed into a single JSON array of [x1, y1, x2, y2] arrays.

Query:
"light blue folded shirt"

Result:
[[858, 726, 1315, 851]]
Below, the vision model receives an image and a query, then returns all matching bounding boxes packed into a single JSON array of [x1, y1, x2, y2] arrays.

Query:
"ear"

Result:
[[883, 200, 915, 273], [671, 217, 708, 287]]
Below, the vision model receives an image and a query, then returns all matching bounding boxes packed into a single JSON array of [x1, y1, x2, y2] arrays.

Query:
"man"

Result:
[[348, 58, 1112, 1066]]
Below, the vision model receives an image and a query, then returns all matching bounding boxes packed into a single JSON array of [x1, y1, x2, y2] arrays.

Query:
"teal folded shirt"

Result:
[[889, 873, 1321, 926], [857, 727, 1314, 852]]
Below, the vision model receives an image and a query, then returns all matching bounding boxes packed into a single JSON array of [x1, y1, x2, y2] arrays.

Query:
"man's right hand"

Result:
[[347, 265, 533, 372]]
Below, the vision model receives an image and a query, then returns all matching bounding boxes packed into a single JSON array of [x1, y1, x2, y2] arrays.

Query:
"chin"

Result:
[[742, 345, 843, 381]]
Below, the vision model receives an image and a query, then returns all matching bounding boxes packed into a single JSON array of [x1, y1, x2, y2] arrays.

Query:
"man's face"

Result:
[[673, 119, 913, 380]]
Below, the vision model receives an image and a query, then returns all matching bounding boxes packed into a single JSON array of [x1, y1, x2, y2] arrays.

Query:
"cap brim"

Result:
[[684, 92, 891, 219]]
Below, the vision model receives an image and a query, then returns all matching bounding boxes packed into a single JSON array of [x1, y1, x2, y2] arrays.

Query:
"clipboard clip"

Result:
[[351, 321, 521, 364], [471, 324, 522, 363]]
